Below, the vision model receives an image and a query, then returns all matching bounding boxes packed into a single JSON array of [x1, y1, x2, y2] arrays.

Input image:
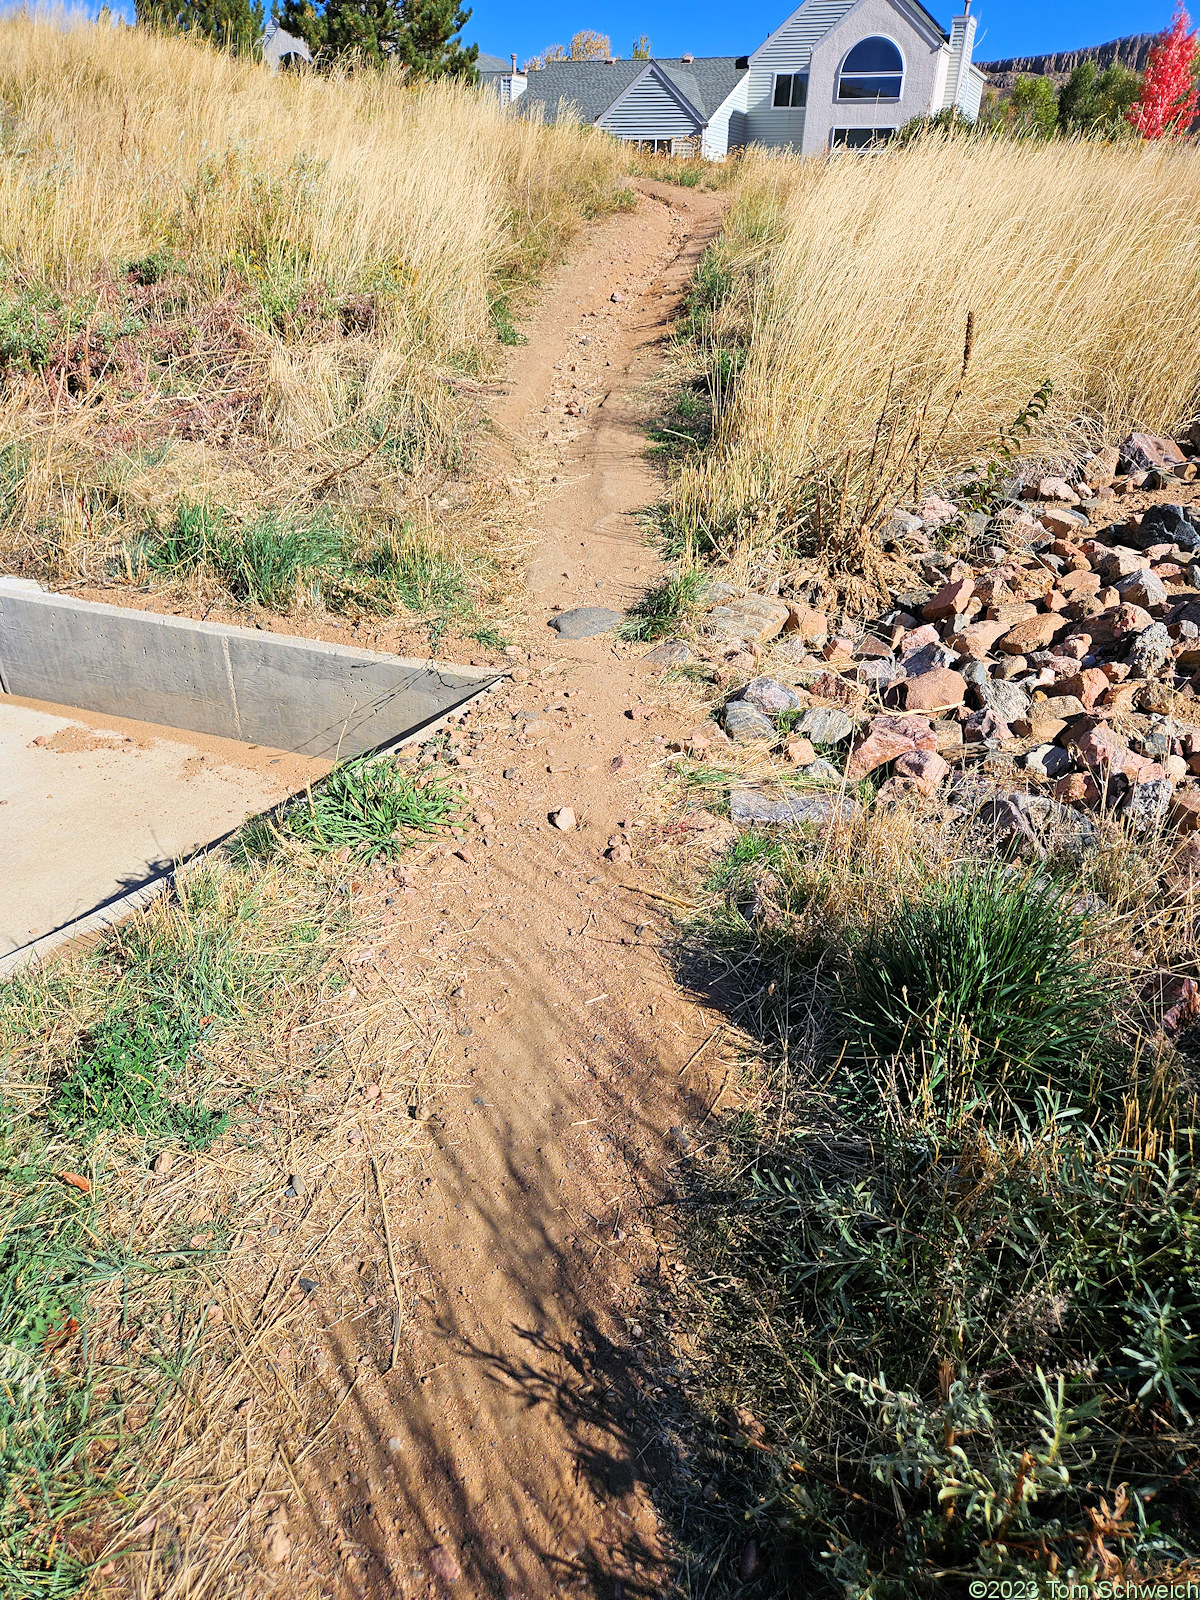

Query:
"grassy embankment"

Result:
[[1, 752, 470, 1596], [0, 13, 629, 646], [641, 137, 1200, 1593]]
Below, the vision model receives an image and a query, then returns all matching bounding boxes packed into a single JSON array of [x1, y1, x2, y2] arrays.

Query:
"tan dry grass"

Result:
[[0, 15, 620, 345], [0, 840, 463, 1597], [670, 137, 1200, 569], [0, 13, 628, 595]]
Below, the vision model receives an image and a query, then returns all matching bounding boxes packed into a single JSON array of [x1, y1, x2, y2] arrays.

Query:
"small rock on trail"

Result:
[[429, 1546, 462, 1584], [547, 606, 623, 638]]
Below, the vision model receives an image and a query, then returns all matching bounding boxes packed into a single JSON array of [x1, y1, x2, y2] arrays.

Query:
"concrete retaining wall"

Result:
[[0, 579, 497, 758]]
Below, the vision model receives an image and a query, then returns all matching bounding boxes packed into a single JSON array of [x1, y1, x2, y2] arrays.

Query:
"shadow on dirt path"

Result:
[[284, 181, 730, 1600]]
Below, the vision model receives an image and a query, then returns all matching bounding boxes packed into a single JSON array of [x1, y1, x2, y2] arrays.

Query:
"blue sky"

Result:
[[469, 0, 1176, 65]]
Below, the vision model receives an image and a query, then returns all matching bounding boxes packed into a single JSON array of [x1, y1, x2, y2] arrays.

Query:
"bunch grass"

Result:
[[0, 12, 630, 599], [287, 757, 460, 861], [841, 862, 1121, 1124], [143, 499, 471, 615]]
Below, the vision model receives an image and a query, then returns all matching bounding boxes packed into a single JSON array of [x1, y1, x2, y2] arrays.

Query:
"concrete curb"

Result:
[[0, 676, 503, 981], [1, 578, 507, 977], [0, 579, 496, 758]]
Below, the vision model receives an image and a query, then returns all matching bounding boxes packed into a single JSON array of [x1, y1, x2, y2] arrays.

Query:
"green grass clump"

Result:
[[149, 502, 342, 611], [287, 758, 459, 862], [619, 566, 708, 642], [362, 530, 467, 613], [841, 864, 1118, 1121], [3, 859, 330, 1149], [146, 501, 470, 617], [219, 513, 344, 611], [468, 622, 510, 651]]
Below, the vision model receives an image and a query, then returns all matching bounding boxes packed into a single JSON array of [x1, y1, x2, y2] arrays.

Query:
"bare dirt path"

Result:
[[290, 182, 728, 1600]]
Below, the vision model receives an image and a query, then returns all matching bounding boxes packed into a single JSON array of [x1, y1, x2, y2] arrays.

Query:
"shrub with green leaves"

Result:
[[688, 1125, 1200, 1592], [667, 825, 1200, 1593], [840, 864, 1119, 1122]]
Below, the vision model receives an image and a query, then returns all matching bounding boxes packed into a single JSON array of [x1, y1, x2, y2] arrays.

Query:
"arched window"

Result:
[[837, 37, 904, 101]]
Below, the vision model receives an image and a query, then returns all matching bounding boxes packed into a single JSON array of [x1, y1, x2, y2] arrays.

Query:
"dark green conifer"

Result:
[[273, 0, 476, 75], [394, 0, 477, 79], [137, 0, 265, 54]]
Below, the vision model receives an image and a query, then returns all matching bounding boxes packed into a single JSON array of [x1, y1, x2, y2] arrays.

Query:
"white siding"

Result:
[[962, 64, 986, 118], [745, 0, 856, 147], [702, 75, 752, 157], [940, 12, 977, 111], [930, 45, 949, 110], [600, 68, 703, 140]]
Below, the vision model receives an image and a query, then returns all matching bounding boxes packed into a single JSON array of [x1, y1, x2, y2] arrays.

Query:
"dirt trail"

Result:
[[288, 183, 727, 1600]]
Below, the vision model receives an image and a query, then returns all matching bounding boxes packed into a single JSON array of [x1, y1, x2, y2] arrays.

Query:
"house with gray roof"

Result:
[[262, 18, 313, 69], [484, 0, 985, 157]]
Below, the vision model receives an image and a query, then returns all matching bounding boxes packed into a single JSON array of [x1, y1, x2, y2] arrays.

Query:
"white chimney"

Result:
[[501, 55, 527, 105], [941, 8, 978, 111]]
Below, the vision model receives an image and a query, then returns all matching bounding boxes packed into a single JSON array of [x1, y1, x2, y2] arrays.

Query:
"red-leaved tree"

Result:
[[1129, 3, 1200, 137]]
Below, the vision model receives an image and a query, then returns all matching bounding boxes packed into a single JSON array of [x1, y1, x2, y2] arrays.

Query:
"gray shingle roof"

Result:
[[476, 52, 512, 75], [518, 57, 748, 125]]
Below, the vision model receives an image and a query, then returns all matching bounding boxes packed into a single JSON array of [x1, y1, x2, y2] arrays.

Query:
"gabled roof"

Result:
[[748, 0, 950, 62], [262, 20, 313, 66], [601, 61, 707, 127], [518, 56, 749, 125], [476, 52, 511, 74]]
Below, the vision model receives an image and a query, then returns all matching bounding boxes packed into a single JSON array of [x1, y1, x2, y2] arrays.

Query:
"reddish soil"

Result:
[[284, 184, 729, 1598]]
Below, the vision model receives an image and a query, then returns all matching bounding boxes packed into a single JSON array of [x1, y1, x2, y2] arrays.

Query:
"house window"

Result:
[[831, 127, 897, 148], [836, 37, 904, 101], [628, 137, 674, 153], [772, 72, 808, 107]]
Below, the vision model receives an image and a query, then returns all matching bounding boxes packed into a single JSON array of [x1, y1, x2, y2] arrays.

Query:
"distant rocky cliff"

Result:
[[979, 33, 1155, 90]]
